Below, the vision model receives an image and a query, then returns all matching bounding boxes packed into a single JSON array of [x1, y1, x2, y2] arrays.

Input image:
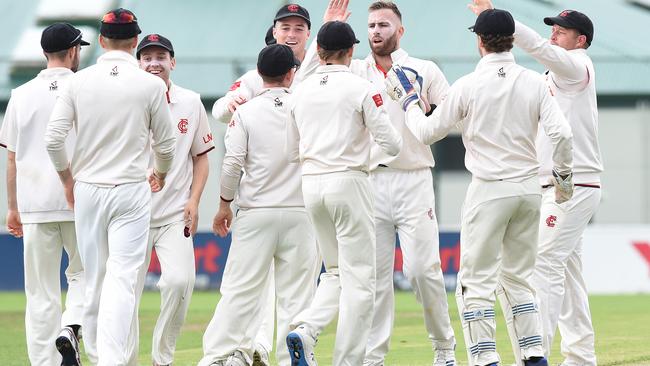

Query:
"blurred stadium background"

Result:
[[0, 0, 649, 363]]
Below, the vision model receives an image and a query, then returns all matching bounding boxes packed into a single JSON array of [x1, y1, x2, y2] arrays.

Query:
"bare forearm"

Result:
[[57, 167, 74, 186], [189, 154, 209, 204], [6, 153, 17, 211]]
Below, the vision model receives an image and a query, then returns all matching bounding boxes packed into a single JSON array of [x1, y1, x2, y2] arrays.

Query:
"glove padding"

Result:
[[551, 169, 574, 204], [385, 64, 425, 111]]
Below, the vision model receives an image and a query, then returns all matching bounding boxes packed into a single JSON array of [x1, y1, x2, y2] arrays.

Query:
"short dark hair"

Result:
[[317, 47, 350, 63], [44, 49, 69, 61], [368, 1, 402, 21], [479, 33, 514, 53]]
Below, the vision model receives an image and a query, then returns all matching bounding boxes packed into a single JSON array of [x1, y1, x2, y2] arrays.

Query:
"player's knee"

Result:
[[160, 271, 195, 294], [404, 260, 441, 282]]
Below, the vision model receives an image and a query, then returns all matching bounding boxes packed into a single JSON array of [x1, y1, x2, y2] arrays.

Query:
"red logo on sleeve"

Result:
[[546, 215, 557, 227], [372, 94, 383, 107], [229, 81, 241, 91]]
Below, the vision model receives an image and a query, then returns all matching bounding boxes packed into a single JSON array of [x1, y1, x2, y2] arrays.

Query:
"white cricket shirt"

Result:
[[211, 41, 319, 124], [221, 88, 304, 208], [286, 64, 402, 175], [0, 68, 75, 223], [150, 82, 215, 227], [515, 21, 603, 184], [350, 48, 449, 170], [45, 50, 176, 186], [404, 52, 573, 184]]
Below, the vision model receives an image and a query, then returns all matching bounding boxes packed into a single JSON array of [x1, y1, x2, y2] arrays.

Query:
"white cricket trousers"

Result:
[[365, 168, 455, 364], [126, 220, 196, 366], [291, 171, 377, 366], [74, 181, 151, 366], [456, 178, 544, 366], [199, 208, 318, 366], [531, 187, 600, 366], [23, 222, 85, 366]]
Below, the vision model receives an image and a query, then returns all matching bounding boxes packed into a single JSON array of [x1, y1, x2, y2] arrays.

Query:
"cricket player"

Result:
[[469, 2, 604, 364], [0, 23, 88, 366], [385, 9, 573, 366], [212, 1, 350, 124], [342, 2, 457, 364], [125, 33, 214, 366], [210, 3, 351, 363], [198, 43, 319, 366], [285, 21, 402, 366], [45, 8, 176, 365]]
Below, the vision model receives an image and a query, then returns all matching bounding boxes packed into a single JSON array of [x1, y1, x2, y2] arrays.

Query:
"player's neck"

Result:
[[373, 53, 393, 74], [295, 48, 307, 62]]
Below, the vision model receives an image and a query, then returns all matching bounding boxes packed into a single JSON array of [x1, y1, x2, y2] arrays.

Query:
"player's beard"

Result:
[[369, 31, 399, 57]]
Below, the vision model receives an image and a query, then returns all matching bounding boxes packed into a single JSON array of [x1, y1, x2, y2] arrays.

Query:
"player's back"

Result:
[[65, 50, 172, 185], [457, 53, 549, 181], [1, 68, 75, 221], [291, 65, 395, 175], [233, 88, 304, 208]]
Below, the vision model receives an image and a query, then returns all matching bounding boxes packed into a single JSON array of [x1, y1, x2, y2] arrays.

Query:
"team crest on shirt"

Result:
[[49, 81, 58, 91], [497, 67, 506, 78], [320, 75, 328, 85], [427, 208, 434, 220], [110, 66, 119, 76], [546, 215, 557, 227], [178, 118, 188, 134], [274, 97, 283, 107], [372, 94, 383, 107]]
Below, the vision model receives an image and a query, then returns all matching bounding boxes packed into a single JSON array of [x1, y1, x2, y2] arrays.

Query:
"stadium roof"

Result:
[[1, 0, 649, 100]]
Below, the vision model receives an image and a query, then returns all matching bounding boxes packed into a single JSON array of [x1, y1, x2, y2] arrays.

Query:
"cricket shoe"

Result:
[[524, 357, 548, 366], [286, 325, 317, 366], [56, 326, 81, 366], [252, 344, 270, 366], [226, 350, 249, 366], [433, 349, 456, 366]]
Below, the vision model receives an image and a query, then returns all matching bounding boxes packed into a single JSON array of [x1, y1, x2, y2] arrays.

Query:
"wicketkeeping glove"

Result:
[[385, 64, 423, 111], [551, 169, 574, 204]]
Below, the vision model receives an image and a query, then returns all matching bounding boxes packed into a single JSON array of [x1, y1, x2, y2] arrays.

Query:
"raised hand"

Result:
[[324, 0, 351, 23], [468, 0, 494, 16]]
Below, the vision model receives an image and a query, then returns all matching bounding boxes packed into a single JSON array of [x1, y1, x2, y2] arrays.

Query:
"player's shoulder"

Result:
[[171, 83, 201, 102]]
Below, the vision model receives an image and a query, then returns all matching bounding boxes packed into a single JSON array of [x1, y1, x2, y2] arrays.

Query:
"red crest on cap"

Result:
[[148, 34, 159, 42], [560, 10, 570, 17], [287, 4, 300, 12], [103, 10, 135, 24]]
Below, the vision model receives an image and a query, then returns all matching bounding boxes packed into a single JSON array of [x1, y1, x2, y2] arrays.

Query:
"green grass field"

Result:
[[0, 291, 649, 365]]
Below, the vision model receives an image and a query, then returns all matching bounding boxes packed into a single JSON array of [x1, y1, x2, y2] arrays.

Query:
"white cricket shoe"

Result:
[[286, 325, 317, 366], [226, 350, 249, 366], [433, 349, 456, 366], [56, 326, 81, 366], [252, 344, 270, 366]]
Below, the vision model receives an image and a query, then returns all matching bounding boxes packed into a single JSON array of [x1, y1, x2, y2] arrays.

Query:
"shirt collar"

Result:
[[97, 50, 139, 67], [365, 48, 408, 76], [316, 64, 350, 73], [37, 67, 73, 79], [258, 87, 291, 97], [476, 51, 515, 70], [167, 81, 178, 104]]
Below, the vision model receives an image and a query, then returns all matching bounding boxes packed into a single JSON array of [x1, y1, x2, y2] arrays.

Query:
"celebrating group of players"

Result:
[[1, 0, 603, 365]]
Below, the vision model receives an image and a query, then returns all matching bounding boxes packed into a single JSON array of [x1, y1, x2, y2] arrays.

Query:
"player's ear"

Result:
[[170, 56, 176, 70], [398, 25, 405, 38]]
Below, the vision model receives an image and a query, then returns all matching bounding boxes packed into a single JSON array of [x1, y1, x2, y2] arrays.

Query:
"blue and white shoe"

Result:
[[433, 349, 456, 366], [286, 325, 317, 366], [524, 357, 548, 366]]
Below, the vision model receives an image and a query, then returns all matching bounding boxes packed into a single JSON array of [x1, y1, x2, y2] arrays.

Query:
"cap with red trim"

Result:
[[137, 34, 174, 59], [100, 8, 141, 39], [544, 10, 594, 45], [274, 4, 311, 29]]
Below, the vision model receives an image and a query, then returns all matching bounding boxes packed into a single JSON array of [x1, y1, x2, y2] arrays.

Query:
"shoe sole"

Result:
[[56, 335, 81, 366], [286, 333, 309, 366]]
